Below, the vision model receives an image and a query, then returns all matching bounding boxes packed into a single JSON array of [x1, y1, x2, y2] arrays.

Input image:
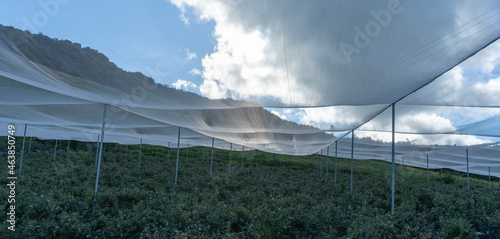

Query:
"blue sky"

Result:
[[0, 0, 213, 93]]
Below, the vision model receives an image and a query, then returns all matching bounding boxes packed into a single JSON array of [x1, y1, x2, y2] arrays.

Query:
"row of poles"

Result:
[[15, 104, 497, 207], [16, 105, 255, 199], [313, 103, 495, 214]]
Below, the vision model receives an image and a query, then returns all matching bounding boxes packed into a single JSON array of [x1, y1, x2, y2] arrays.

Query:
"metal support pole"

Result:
[[351, 130, 354, 193], [94, 104, 107, 200], [314, 154, 317, 170], [229, 143, 232, 171], [28, 136, 32, 153], [402, 156, 405, 181], [67, 140, 70, 152], [138, 138, 142, 169], [316, 153, 318, 171], [210, 137, 214, 176], [320, 149, 323, 176], [326, 146, 329, 177], [241, 146, 244, 169], [440, 168, 442, 183], [175, 127, 181, 185], [335, 141, 338, 184], [255, 153, 258, 167], [54, 139, 58, 160], [250, 149, 254, 168], [95, 134, 100, 167], [427, 154, 429, 186], [202, 146, 204, 160], [167, 142, 170, 162], [391, 103, 395, 214], [126, 145, 128, 157], [186, 144, 189, 162], [19, 124, 27, 175], [489, 166, 491, 191], [379, 159, 382, 175], [466, 148, 469, 190]]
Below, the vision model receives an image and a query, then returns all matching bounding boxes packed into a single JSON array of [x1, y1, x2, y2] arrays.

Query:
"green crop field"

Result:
[[1, 138, 499, 238]]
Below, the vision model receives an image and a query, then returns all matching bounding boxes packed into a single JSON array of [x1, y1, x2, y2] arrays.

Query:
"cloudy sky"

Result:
[[1, 0, 499, 146]]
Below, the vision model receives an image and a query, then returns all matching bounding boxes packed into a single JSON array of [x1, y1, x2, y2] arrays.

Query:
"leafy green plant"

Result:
[[1, 138, 499, 238]]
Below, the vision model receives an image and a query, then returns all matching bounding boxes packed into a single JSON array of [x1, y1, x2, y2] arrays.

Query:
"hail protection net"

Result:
[[0, 0, 499, 177]]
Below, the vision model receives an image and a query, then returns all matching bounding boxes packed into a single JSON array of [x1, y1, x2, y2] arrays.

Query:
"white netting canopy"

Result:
[[0, 0, 499, 177]]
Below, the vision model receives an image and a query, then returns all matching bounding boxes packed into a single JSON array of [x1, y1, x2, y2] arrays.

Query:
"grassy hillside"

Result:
[[1, 138, 499, 238]]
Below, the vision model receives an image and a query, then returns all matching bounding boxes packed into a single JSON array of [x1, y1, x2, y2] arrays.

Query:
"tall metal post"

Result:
[[351, 130, 354, 193], [94, 104, 107, 199], [167, 142, 170, 161], [402, 156, 405, 181], [314, 154, 317, 171], [326, 146, 329, 177], [255, 153, 258, 167], [466, 148, 469, 190], [385, 158, 388, 177], [202, 146, 204, 160], [440, 168, 442, 183], [28, 137, 32, 153], [250, 149, 254, 168], [186, 144, 189, 162], [489, 166, 491, 191], [391, 103, 395, 214], [320, 149, 323, 176], [427, 154, 429, 186], [335, 141, 337, 184], [67, 140, 70, 152], [126, 145, 128, 157], [54, 139, 58, 160], [241, 146, 244, 169], [229, 143, 232, 171], [175, 127, 181, 185], [95, 134, 100, 167], [138, 138, 142, 169], [210, 137, 214, 176], [19, 124, 27, 175]]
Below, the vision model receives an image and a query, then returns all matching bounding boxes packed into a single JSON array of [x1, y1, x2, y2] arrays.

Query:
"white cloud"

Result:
[[172, 79, 197, 90], [199, 79, 227, 99], [180, 14, 190, 24], [170, 0, 498, 108], [283, 108, 293, 114], [172, 2, 191, 25], [270, 110, 287, 120], [296, 105, 387, 131], [186, 49, 197, 60], [189, 68, 202, 75], [473, 76, 500, 104], [397, 112, 455, 133], [170, 0, 500, 147], [356, 109, 492, 146], [356, 130, 488, 146], [468, 41, 500, 74]]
